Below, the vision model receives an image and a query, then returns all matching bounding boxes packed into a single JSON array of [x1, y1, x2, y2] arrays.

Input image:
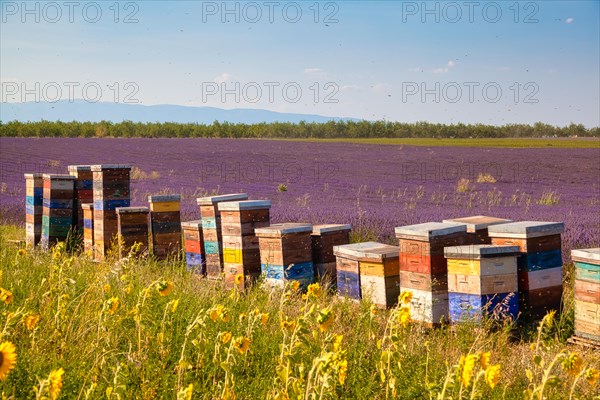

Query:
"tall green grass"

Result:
[[0, 225, 598, 399]]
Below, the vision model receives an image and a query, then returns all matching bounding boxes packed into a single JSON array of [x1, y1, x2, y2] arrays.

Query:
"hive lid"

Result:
[[67, 165, 93, 172], [442, 216, 512, 233], [148, 195, 181, 202], [312, 224, 352, 235], [81, 203, 94, 210], [571, 248, 600, 263], [196, 193, 249, 205], [487, 221, 564, 238], [395, 222, 467, 239], [181, 220, 203, 229], [116, 206, 149, 214], [444, 244, 520, 259], [255, 223, 313, 236], [24, 173, 43, 179], [90, 164, 132, 171], [333, 241, 399, 261], [42, 174, 75, 180], [218, 200, 271, 211]]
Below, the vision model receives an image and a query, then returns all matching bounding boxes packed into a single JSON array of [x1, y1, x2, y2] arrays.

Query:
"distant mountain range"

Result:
[[0, 101, 360, 124]]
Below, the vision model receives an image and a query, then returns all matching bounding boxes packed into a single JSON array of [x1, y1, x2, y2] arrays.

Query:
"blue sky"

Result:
[[1, 0, 599, 126]]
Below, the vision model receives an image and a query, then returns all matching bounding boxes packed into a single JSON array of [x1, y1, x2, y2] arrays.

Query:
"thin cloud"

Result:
[[214, 73, 233, 84], [566, 17, 574, 24]]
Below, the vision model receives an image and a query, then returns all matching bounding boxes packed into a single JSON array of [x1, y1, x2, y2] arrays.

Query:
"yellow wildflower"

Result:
[[219, 331, 232, 344], [48, 367, 64, 400], [397, 306, 411, 327], [307, 282, 322, 299], [461, 354, 478, 387], [333, 335, 344, 353], [584, 368, 599, 386], [318, 307, 333, 332], [23, 314, 40, 330], [485, 364, 501, 389], [238, 313, 247, 323], [260, 313, 269, 325], [290, 281, 300, 292], [107, 297, 119, 315], [233, 337, 252, 354], [338, 359, 348, 385], [235, 274, 244, 285], [0, 341, 17, 380], [17, 249, 26, 256], [157, 281, 174, 296], [103, 284, 111, 293], [562, 352, 583, 376], [0, 288, 14, 305], [209, 305, 223, 322], [480, 352, 491, 370], [125, 285, 133, 294], [281, 319, 296, 332], [400, 291, 413, 305], [370, 304, 378, 317]]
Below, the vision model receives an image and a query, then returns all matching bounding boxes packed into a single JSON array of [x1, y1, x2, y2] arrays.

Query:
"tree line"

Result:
[[1, 120, 598, 138]]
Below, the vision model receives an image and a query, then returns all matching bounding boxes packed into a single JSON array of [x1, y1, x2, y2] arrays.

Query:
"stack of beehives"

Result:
[[68, 165, 93, 230], [311, 224, 351, 286], [570, 248, 599, 346], [182, 220, 204, 273], [116, 206, 149, 259], [25, 173, 43, 248], [148, 195, 182, 259], [81, 203, 94, 256], [41, 174, 75, 249]]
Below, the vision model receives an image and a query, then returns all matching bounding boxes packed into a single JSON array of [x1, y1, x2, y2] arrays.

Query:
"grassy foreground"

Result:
[[272, 137, 600, 148], [0, 225, 598, 399]]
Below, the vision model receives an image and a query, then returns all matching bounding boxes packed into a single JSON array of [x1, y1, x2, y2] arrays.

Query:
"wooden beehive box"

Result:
[[68, 165, 94, 230], [311, 224, 351, 284], [357, 243, 400, 308], [182, 220, 204, 274], [571, 248, 600, 342], [218, 200, 271, 290], [91, 164, 131, 261], [488, 221, 564, 320], [395, 222, 470, 276], [406, 288, 449, 326], [41, 174, 75, 249], [443, 215, 512, 244], [81, 203, 94, 257], [148, 195, 182, 259], [444, 245, 520, 322], [255, 223, 313, 289], [197, 193, 249, 279], [116, 206, 149, 259], [25, 173, 44, 248]]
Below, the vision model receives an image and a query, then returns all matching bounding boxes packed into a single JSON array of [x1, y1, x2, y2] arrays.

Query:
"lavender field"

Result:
[[1, 137, 598, 261]]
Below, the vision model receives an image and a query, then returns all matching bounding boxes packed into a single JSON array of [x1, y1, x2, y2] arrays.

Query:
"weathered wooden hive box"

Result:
[[41, 174, 75, 249], [443, 215, 512, 244], [81, 203, 94, 257], [197, 193, 249, 279], [148, 195, 182, 259], [182, 220, 204, 274], [256, 223, 314, 289], [395, 222, 471, 324], [91, 164, 131, 261], [218, 200, 271, 290], [488, 221, 564, 320], [311, 224, 351, 285], [571, 248, 600, 343], [445, 245, 519, 322], [25, 173, 44, 248], [68, 165, 94, 230], [116, 206, 149, 259], [357, 243, 400, 308]]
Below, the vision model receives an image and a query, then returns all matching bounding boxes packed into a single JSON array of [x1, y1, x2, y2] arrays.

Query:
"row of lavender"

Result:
[[23, 165, 599, 343]]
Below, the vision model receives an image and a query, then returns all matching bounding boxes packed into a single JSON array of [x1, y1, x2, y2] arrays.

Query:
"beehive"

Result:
[[24, 173, 44, 248], [116, 207, 149, 259], [41, 174, 75, 249], [395, 222, 472, 324], [488, 221, 564, 320], [311, 224, 351, 286], [333, 242, 399, 302], [81, 203, 94, 257], [91, 164, 131, 261], [182, 220, 204, 274], [218, 200, 271, 290], [68, 165, 93, 230], [197, 193, 249, 279], [571, 248, 600, 343], [444, 245, 519, 322], [255, 223, 313, 289], [443, 215, 512, 244], [148, 195, 182, 259]]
